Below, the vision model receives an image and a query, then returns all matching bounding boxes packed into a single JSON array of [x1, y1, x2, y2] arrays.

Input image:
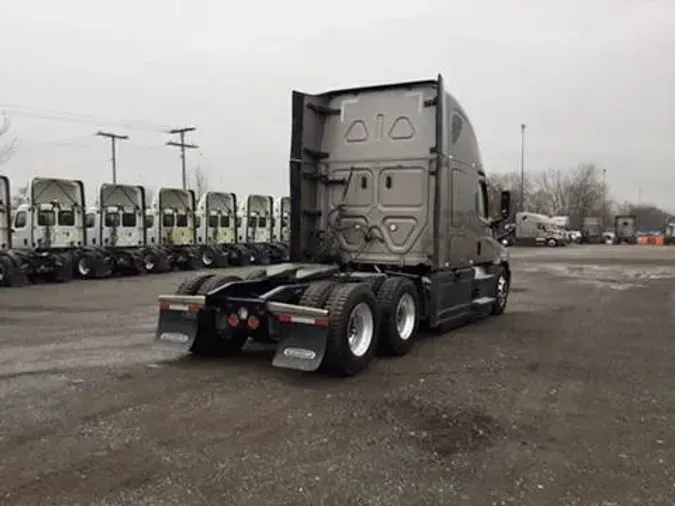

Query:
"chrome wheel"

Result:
[[395, 293, 416, 340], [144, 255, 155, 271], [496, 274, 508, 308], [202, 250, 214, 267], [77, 257, 91, 276], [347, 302, 374, 357]]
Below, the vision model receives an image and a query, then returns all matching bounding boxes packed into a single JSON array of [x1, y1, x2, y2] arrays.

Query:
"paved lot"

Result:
[[0, 245, 674, 505]]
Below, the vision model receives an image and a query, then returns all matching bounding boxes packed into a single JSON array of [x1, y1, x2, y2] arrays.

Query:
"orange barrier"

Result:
[[637, 235, 665, 245]]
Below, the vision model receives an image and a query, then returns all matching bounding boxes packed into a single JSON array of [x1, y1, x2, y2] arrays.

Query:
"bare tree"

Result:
[[0, 112, 17, 166], [189, 165, 208, 200], [11, 184, 28, 207], [489, 163, 610, 229]]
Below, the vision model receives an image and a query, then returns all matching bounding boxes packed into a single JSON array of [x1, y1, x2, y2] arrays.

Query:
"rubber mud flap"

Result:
[[93, 254, 113, 278], [272, 324, 328, 372], [155, 308, 200, 350]]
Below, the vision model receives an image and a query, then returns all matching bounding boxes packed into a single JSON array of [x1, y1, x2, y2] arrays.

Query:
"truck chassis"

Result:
[[156, 261, 510, 376]]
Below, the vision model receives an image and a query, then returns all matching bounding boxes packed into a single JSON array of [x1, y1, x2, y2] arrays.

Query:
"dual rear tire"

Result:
[[300, 277, 421, 377]]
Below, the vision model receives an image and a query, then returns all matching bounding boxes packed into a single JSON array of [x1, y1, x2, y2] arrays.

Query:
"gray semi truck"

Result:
[[154, 75, 512, 377]]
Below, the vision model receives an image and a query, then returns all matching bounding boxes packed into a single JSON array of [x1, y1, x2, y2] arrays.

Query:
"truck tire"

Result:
[[201, 247, 216, 268], [299, 280, 338, 308], [143, 251, 161, 274], [196, 275, 242, 295], [175, 273, 215, 295], [76, 252, 95, 278], [376, 277, 420, 356], [0, 256, 13, 287], [491, 266, 510, 316], [322, 282, 379, 377], [547, 238, 557, 247]]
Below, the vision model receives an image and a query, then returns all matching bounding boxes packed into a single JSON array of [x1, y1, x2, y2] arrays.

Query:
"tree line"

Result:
[[490, 163, 673, 232]]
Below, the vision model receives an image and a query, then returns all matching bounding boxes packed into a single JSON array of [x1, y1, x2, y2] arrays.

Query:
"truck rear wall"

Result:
[[311, 83, 439, 266]]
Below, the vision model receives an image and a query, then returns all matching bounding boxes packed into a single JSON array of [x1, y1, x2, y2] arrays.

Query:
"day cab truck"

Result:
[[155, 75, 512, 376], [2, 177, 86, 286]]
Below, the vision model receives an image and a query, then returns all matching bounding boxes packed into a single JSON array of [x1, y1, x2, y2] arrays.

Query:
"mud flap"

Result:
[[155, 307, 201, 351], [92, 254, 113, 278], [272, 323, 328, 372], [0, 255, 28, 287], [156, 250, 172, 272]]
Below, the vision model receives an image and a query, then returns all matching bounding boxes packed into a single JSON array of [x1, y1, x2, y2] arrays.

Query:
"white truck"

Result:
[[144, 187, 200, 272], [195, 191, 258, 267], [272, 196, 291, 245], [238, 194, 288, 264], [4, 177, 86, 285], [514, 212, 566, 247], [82, 183, 152, 277]]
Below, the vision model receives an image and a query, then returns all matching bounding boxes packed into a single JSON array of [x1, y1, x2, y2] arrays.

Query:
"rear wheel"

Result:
[[201, 247, 215, 268], [299, 280, 339, 308], [76, 253, 94, 278], [0, 256, 13, 287], [322, 283, 379, 377], [197, 274, 241, 294], [144, 251, 159, 273], [376, 277, 420, 356], [547, 238, 558, 247], [175, 273, 215, 295]]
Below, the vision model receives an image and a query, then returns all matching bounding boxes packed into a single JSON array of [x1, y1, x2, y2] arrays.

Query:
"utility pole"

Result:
[[166, 127, 198, 190], [602, 168, 607, 225], [95, 131, 128, 183], [519, 123, 526, 213]]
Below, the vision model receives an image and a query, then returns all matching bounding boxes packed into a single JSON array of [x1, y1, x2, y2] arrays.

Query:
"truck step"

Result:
[[472, 296, 495, 306]]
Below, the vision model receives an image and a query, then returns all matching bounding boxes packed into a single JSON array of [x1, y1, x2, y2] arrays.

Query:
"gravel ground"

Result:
[[0, 245, 674, 505]]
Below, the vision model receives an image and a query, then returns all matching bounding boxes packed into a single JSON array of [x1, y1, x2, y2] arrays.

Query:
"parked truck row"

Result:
[[0, 175, 291, 287]]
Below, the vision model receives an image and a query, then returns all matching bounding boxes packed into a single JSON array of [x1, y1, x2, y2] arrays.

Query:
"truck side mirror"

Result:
[[499, 191, 511, 219]]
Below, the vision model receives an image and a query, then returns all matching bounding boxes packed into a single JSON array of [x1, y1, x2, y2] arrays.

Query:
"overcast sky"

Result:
[[0, 0, 673, 210]]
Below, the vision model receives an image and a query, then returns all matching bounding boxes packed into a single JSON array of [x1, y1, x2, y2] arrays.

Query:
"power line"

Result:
[[0, 102, 175, 132], [166, 127, 198, 190], [95, 131, 129, 184]]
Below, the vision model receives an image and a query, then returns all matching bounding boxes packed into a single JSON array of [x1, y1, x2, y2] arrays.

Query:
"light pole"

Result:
[[519, 123, 526, 213]]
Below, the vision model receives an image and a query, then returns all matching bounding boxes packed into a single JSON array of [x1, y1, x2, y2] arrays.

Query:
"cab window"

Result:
[[122, 213, 137, 227], [144, 215, 154, 228], [248, 216, 257, 228], [258, 217, 267, 228], [37, 210, 55, 226], [475, 180, 489, 219], [58, 210, 75, 226], [162, 212, 174, 227], [14, 211, 27, 228], [176, 214, 188, 227], [208, 215, 219, 228], [220, 215, 230, 228], [85, 213, 96, 228], [105, 212, 120, 227]]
